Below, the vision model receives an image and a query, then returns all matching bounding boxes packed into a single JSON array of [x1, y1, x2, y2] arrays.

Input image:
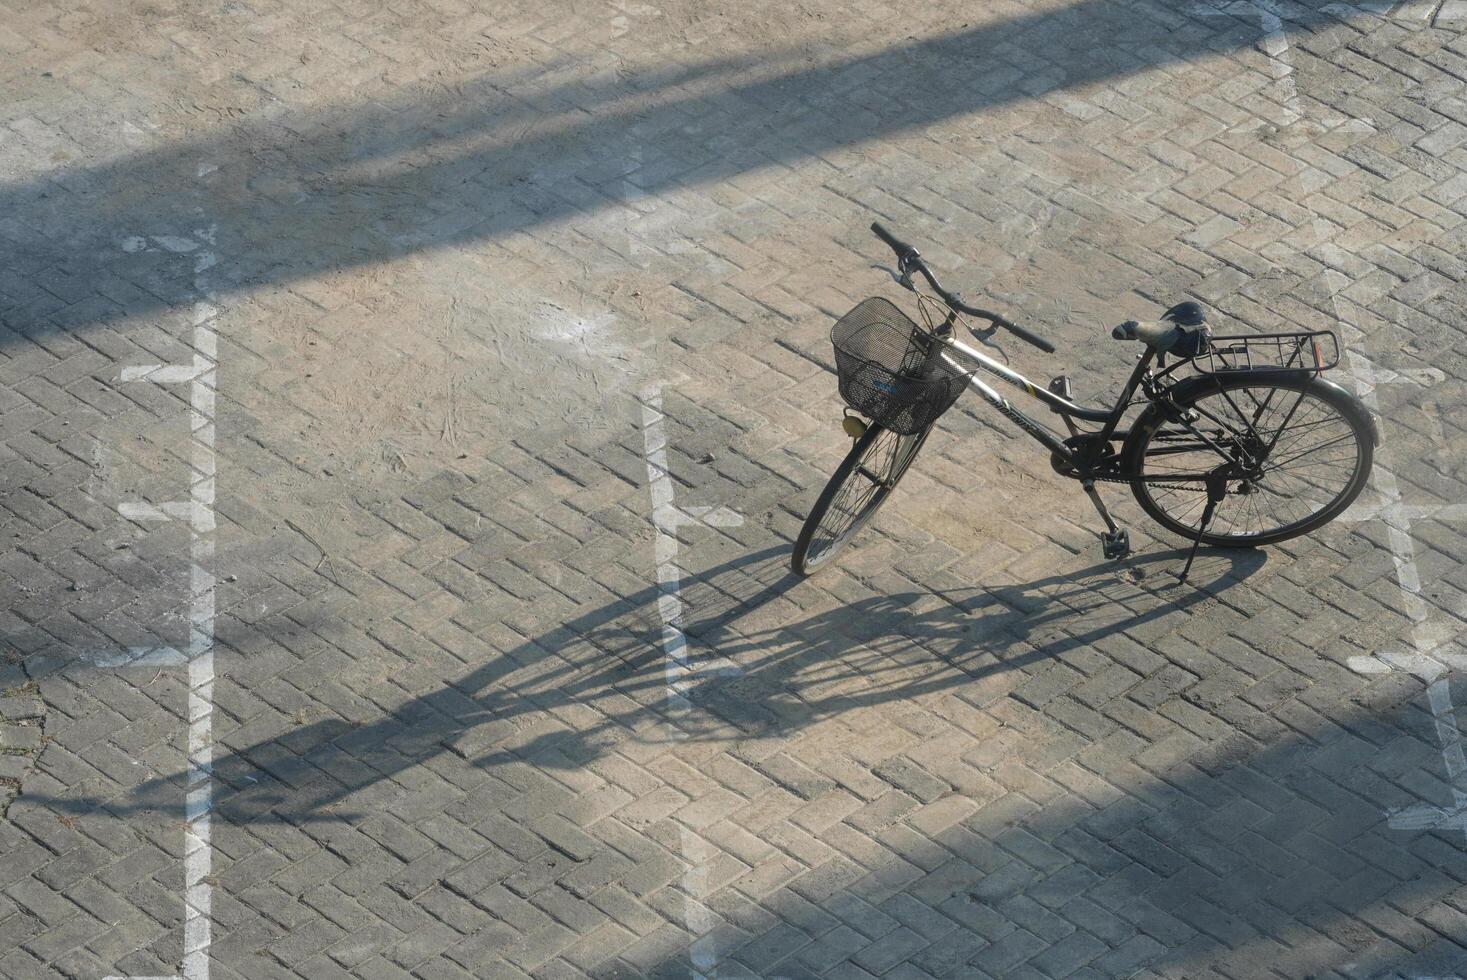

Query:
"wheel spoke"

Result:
[[1135, 382, 1366, 542], [799, 425, 927, 570]]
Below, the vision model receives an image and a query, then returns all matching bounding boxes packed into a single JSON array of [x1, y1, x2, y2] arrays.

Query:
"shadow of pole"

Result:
[[2, 0, 1354, 345], [611, 691, 1466, 980]]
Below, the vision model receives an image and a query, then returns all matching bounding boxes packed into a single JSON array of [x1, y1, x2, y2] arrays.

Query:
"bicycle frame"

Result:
[[802, 221, 1377, 579], [936, 332, 1154, 477]]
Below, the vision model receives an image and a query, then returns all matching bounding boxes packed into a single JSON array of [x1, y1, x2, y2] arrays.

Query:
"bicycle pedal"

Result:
[[1101, 528, 1130, 560]]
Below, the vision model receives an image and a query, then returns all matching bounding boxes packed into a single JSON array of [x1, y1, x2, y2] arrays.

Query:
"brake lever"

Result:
[[967, 321, 1010, 363], [967, 322, 999, 344], [896, 255, 916, 290], [870, 262, 911, 289]]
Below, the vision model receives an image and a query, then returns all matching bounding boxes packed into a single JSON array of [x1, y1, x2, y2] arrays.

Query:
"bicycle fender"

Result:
[[1127, 370, 1379, 456], [1307, 374, 1380, 445], [1162, 367, 1316, 402]]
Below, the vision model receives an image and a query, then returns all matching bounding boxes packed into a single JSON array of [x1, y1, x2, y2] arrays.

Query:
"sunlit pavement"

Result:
[[3, 2, 1467, 978]]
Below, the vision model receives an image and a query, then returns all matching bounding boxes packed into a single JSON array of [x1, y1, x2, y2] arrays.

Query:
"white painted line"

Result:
[[154, 235, 200, 254], [1191, 3, 1467, 839], [1389, 801, 1467, 832], [116, 231, 219, 979], [638, 386, 742, 704], [1348, 650, 1467, 676], [674, 505, 745, 528], [182, 241, 218, 980], [81, 648, 189, 668], [120, 358, 211, 384], [639, 384, 742, 977], [1341, 502, 1467, 524], [118, 500, 215, 530], [1191, 0, 1300, 127], [1336, 343, 1467, 836], [118, 501, 185, 522]]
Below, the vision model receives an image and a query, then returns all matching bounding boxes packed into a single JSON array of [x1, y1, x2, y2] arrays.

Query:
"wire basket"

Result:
[[831, 297, 973, 435], [1194, 330, 1340, 375]]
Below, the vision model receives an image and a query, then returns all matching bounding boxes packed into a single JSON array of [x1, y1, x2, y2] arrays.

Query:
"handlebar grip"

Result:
[[1004, 320, 1056, 354], [870, 221, 915, 258]]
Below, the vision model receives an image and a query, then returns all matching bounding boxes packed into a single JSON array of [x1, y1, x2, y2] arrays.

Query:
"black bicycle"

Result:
[[792, 222, 1378, 581]]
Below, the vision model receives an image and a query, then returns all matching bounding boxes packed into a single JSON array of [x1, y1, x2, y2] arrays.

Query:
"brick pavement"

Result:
[[3, 1, 1467, 978]]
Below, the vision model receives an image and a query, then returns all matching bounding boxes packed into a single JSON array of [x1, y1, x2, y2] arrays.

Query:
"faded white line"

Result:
[[639, 384, 741, 977], [621, 124, 724, 976], [1340, 336, 1467, 837], [86, 647, 188, 669], [119, 500, 215, 527], [1341, 502, 1467, 524], [1206, 3, 1467, 838], [119, 359, 212, 384], [184, 267, 217, 980], [1191, 0, 1300, 127], [106, 227, 219, 980]]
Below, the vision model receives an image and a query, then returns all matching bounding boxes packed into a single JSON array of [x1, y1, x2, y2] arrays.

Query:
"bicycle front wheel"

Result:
[[1125, 372, 1374, 546], [792, 422, 931, 575]]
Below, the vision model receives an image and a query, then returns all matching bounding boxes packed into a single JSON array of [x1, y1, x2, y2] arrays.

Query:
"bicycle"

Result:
[[792, 222, 1379, 582]]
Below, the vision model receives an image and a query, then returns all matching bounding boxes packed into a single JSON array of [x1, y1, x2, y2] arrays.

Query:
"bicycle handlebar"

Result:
[[870, 221, 1056, 354], [871, 221, 915, 258]]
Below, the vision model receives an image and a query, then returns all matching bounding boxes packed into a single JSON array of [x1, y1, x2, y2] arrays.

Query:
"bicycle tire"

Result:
[[1124, 371, 1374, 547], [791, 422, 931, 575]]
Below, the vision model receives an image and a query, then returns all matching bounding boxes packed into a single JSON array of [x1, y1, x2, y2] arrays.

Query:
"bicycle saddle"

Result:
[[1111, 302, 1211, 357]]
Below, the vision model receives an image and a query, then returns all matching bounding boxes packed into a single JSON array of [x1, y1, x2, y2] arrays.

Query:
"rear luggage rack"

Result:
[[1195, 330, 1340, 375]]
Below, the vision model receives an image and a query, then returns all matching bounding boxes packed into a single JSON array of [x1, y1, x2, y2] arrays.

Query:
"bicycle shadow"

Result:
[[28, 540, 1266, 826]]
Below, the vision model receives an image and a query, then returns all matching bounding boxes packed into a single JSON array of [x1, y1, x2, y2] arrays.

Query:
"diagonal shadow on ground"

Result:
[[37, 543, 1264, 822], [2, 0, 1358, 346], [30, 543, 1467, 978], [612, 697, 1467, 980]]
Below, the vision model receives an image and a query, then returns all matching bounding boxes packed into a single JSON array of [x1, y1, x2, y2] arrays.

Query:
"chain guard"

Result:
[[1050, 434, 1120, 479], [1052, 431, 1238, 494]]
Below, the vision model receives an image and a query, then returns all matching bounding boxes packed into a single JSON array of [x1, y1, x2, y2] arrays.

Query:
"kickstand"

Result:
[[1082, 480, 1130, 560], [1179, 472, 1228, 583]]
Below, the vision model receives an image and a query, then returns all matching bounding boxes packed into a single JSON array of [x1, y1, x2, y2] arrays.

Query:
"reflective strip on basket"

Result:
[[831, 297, 973, 435]]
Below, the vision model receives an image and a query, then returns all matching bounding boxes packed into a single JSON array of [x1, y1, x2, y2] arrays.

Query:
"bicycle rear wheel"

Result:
[[792, 422, 931, 575], [1125, 372, 1373, 546]]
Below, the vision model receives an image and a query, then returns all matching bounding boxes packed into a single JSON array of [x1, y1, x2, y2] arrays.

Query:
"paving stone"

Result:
[[3, 3, 1466, 979]]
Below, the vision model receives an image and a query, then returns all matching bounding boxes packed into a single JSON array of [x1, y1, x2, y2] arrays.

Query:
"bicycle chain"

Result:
[[1089, 471, 1200, 493]]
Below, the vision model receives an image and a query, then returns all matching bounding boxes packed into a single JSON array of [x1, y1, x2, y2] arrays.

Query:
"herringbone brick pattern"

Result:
[[2, 1, 1466, 978]]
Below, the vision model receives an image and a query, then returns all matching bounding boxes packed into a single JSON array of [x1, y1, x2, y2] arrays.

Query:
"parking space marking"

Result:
[[1340, 343, 1467, 838], [1190, 0, 1301, 127], [638, 384, 742, 977], [1208, 3, 1467, 840], [119, 359, 213, 384], [103, 229, 219, 980], [1342, 502, 1467, 524], [82, 648, 189, 669]]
